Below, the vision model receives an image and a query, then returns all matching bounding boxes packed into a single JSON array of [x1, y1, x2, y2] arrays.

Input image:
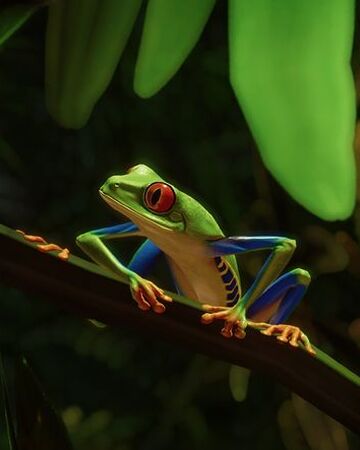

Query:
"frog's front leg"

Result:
[[76, 223, 172, 313]]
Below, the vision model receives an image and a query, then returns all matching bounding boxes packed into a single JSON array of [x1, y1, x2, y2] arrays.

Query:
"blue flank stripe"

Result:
[[227, 292, 239, 306], [214, 256, 240, 304], [221, 269, 233, 284], [226, 278, 237, 292], [214, 256, 227, 273], [227, 286, 239, 301], [214, 256, 222, 265]]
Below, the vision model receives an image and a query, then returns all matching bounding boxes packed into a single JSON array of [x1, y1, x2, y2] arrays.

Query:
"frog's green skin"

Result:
[[76, 164, 314, 352]]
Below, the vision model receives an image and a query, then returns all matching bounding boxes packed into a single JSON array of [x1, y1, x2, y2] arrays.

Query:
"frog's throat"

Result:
[[99, 190, 184, 232]]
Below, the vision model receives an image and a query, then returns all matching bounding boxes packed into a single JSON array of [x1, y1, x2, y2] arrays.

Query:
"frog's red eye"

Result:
[[144, 182, 176, 213]]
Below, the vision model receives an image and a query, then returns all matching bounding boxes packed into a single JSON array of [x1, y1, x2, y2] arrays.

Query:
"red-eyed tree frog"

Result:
[[73, 164, 314, 354]]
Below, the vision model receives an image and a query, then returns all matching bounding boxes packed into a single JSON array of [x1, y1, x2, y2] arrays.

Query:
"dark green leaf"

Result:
[[1, 353, 73, 450], [0, 5, 37, 47]]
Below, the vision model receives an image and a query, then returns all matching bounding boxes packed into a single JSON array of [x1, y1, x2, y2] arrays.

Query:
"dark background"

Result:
[[0, 3, 359, 449]]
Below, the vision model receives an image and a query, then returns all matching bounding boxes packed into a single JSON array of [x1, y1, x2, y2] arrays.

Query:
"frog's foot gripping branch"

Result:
[[201, 304, 247, 339], [16, 230, 70, 261], [201, 305, 316, 356], [129, 275, 172, 314], [249, 322, 315, 355]]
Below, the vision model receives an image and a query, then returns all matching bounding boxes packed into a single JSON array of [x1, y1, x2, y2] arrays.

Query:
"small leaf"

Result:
[[229, 365, 250, 402], [1, 353, 74, 450], [0, 5, 37, 47], [134, 0, 216, 98], [87, 319, 108, 329]]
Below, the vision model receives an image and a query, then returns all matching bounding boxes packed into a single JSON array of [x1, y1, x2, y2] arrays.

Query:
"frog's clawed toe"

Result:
[[16, 229, 70, 261], [260, 324, 316, 355], [16, 229, 47, 244], [130, 277, 172, 314]]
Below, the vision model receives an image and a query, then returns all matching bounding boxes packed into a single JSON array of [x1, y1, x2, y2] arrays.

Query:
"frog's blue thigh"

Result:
[[247, 269, 311, 324]]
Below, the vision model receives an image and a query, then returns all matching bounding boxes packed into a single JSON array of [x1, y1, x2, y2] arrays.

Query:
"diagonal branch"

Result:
[[0, 224, 359, 433]]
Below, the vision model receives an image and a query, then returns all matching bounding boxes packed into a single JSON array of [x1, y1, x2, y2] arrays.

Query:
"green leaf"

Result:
[[229, 0, 356, 220], [134, 0, 216, 98], [229, 365, 250, 402], [0, 353, 74, 450], [46, 0, 142, 129], [291, 394, 349, 450], [0, 5, 37, 47]]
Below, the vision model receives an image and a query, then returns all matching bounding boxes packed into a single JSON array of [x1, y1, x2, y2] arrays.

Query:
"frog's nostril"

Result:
[[109, 183, 120, 191]]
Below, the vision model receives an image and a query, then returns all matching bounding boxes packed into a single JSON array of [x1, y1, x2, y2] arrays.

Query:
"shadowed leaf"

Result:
[[228, 365, 250, 402], [0, 353, 73, 450], [45, 0, 142, 129], [0, 4, 37, 47], [292, 394, 349, 450]]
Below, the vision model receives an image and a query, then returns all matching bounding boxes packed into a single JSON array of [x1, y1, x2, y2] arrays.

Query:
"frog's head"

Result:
[[99, 164, 223, 238]]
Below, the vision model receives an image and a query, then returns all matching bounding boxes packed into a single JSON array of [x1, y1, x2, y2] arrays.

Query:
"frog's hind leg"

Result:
[[247, 268, 315, 354], [247, 268, 310, 323]]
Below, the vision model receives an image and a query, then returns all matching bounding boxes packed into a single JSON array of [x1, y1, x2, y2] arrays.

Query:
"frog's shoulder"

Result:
[[179, 192, 225, 240]]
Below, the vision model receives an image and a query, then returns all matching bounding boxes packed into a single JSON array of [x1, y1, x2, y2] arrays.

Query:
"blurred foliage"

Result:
[[0, 3, 38, 48], [0, 353, 73, 450], [0, 3, 358, 450], [43, 0, 357, 220]]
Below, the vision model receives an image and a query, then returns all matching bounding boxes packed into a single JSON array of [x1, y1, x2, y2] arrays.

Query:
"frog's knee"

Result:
[[278, 238, 296, 254], [284, 238, 297, 250], [292, 268, 311, 285], [76, 232, 93, 247]]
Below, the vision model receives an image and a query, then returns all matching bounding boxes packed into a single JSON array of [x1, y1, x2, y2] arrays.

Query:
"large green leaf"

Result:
[[229, 0, 356, 220]]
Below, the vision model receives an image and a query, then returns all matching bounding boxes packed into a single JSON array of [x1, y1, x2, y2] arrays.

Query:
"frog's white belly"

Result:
[[140, 224, 240, 306], [166, 256, 229, 305]]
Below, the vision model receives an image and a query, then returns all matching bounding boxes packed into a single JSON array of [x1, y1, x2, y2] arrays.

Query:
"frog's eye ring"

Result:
[[144, 182, 176, 213]]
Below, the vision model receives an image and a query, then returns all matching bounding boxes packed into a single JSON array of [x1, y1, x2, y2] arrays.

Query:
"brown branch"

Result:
[[0, 225, 359, 433]]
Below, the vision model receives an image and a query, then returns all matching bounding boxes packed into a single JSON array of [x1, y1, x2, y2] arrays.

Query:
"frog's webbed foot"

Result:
[[201, 305, 247, 339], [16, 230, 70, 261], [248, 321, 316, 355], [129, 275, 172, 314]]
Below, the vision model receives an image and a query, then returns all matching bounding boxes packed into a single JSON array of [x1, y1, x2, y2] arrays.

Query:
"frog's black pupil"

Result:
[[151, 188, 161, 205]]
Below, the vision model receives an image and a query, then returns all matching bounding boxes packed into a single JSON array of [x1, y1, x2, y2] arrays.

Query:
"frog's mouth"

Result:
[[99, 190, 184, 232]]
